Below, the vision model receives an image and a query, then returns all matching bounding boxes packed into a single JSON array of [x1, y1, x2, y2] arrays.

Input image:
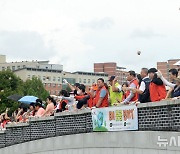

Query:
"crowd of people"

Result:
[[0, 67, 180, 129]]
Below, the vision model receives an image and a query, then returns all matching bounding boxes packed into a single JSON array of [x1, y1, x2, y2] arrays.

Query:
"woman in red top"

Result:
[[16, 107, 28, 122], [121, 82, 129, 101], [75, 84, 90, 109], [0, 108, 11, 128], [58, 90, 70, 112], [148, 68, 166, 102]]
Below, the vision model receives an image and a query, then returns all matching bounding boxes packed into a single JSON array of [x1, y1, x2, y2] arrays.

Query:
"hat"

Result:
[[148, 68, 157, 73], [108, 76, 115, 81]]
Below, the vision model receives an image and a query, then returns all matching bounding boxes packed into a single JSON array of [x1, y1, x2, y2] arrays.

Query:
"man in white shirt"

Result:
[[127, 68, 151, 103]]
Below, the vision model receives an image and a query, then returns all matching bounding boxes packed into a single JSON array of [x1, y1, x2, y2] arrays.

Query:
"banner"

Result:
[[92, 105, 138, 131]]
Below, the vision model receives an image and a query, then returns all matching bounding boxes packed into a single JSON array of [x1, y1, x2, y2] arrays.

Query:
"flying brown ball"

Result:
[[137, 51, 141, 55]]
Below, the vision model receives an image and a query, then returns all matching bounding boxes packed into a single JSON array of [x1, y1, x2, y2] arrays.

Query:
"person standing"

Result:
[[121, 71, 139, 104], [108, 76, 123, 106], [34, 100, 45, 117], [148, 68, 166, 102], [157, 71, 180, 98], [165, 69, 178, 99], [91, 78, 109, 108], [127, 68, 151, 103], [63, 79, 80, 96], [42, 96, 55, 116]]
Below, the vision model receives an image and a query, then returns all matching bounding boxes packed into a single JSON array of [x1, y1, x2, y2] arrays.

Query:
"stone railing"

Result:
[[138, 99, 180, 131], [0, 99, 180, 148]]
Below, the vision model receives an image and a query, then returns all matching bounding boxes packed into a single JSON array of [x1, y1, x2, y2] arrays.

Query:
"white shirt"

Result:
[[139, 76, 149, 92]]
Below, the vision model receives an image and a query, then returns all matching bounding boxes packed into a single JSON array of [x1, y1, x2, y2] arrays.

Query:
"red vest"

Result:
[[59, 99, 68, 110], [149, 82, 166, 102], [126, 79, 139, 102], [75, 95, 87, 100], [94, 86, 108, 108]]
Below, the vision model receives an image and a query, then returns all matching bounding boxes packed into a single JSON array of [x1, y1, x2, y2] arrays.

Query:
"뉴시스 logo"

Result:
[[157, 136, 180, 147]]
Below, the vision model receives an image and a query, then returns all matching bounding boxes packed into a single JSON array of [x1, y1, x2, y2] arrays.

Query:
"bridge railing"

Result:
[[0, 99, 180, 148]]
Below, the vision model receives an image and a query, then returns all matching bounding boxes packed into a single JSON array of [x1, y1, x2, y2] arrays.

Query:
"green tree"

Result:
[[0, 70, 49, 114], [23, 77, 49, 100], [0, 70, 24, 113]]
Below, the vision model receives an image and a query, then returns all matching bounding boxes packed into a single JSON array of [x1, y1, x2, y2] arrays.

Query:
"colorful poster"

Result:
[[92, 105, 138, 131]]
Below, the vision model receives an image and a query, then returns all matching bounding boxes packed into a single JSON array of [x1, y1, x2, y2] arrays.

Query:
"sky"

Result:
[[0, 0, 180, 73]]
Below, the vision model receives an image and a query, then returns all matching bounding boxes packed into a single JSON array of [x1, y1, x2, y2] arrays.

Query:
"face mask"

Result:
[[77, 90, 81, 95]]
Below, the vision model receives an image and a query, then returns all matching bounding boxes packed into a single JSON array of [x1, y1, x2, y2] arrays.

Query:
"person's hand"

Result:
[[122, 87, 128, 92], [116, 98, 121, 103], [135, 101, 140, 106], [91, 106, 96, 109], [18, 109, 23, 114], [90, 86, 94, 91], [131, 88, 137, 93], [1, 113, 5, 116], [119, 102, 125, 105], [157, 70, 162, 78], [114, 103, 119, 106], [6, 108, 9, 112], [63, 79, 68, 84], [113, 76, 118, 82]]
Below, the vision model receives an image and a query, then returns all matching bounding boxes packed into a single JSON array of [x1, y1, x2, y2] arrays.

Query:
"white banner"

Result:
[[92, 105, 138, 131]]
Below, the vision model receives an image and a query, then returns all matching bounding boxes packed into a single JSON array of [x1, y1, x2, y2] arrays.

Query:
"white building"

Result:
[[0, 55, 108, 95]]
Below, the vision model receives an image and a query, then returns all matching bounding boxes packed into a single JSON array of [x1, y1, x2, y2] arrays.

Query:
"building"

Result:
[[72, 71, 108, 85], [94, 62, 128, 84], [157, 59, 180, 81], [0, 55, 108, 95]]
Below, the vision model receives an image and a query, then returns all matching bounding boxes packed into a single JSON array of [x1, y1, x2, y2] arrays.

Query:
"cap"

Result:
[[148, 68, 157, 73]]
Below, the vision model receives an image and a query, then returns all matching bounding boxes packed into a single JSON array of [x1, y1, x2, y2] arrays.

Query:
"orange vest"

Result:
[[149, 82, 166, 102], [87, 93, 94, 108], [126, 79, 139, 102], [94, 86, 108, 108]]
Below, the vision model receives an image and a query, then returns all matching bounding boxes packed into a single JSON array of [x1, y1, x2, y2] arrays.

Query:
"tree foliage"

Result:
[[0, 70, 49, 114], [23, 77, 49, 100]]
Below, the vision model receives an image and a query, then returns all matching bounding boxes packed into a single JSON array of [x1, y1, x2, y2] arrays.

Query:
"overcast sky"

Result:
[[0, 0, 180, 73]]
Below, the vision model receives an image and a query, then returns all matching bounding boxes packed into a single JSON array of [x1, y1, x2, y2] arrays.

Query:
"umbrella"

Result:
[[7, 94, 22, 101], [18, 96, 38, 104]]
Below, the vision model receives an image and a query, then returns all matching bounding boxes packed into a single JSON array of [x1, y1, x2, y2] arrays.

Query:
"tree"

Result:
[[0, 70, 24, 113], [23, 77, 49, 100], [0, 70, 49, 114]]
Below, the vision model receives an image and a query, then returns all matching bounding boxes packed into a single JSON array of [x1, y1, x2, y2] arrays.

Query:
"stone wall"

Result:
[[138, 99, 180, 131], [0, 99, 180, 149]]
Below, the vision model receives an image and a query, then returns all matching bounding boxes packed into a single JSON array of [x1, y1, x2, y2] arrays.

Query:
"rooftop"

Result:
[[73, 71, 108, 76]]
